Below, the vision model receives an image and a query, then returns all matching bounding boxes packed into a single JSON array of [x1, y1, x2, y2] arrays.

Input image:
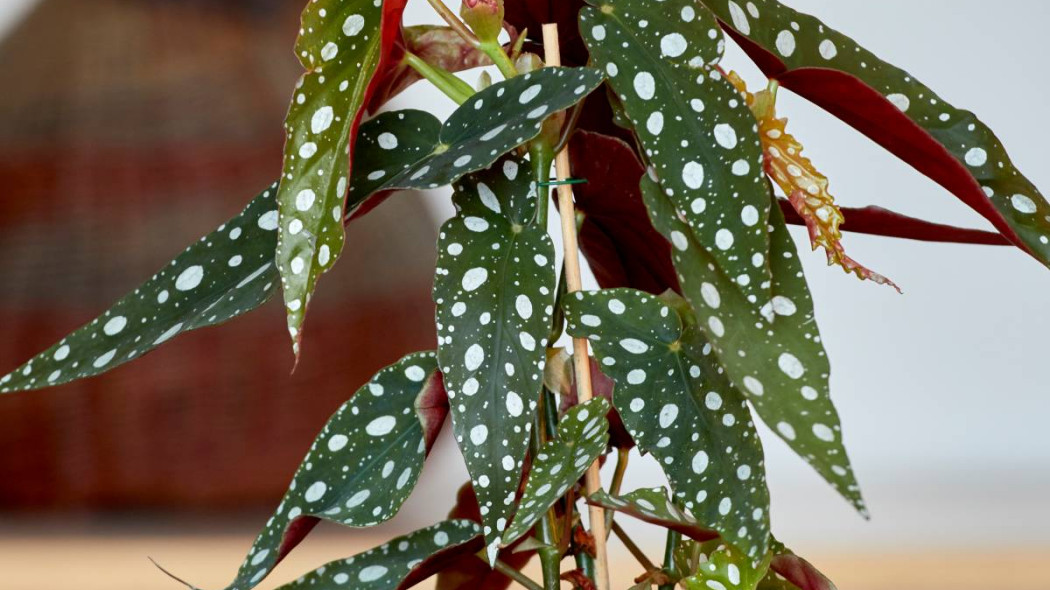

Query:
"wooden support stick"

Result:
[[542, 23, 611, 590]]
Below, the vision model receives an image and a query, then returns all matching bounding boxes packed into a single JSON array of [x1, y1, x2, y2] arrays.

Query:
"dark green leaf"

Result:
[[274, 520, 483, 590], [580, 0, 773, 302], [589, 487, 719, 542], [222, 352, 447, 590], [434, 156, 556, 561], [705, 0, 1050, 267], [0, 183, 281, 393], [680, 541, 770, 590], [563, 289, 770, 557], [641, 175, 865, 514], [503, 398, 611, 546], [0, 110, 434, 394], [276, 0, 399, 356], [353, 67, 605, 198]]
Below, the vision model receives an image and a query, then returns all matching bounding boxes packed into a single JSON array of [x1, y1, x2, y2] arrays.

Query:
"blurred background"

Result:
[[0, 0, 1047, 588]]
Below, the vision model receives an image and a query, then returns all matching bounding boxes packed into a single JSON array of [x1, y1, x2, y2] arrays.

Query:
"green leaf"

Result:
[[641, 174, 865, 514], [273, 520, 483, 590], [589, 487, 719, 543], [704, 0, 1050, 267], [222, 352, 447, 590], [563, 289, 770, 557], [275, 0, 396, 356], [0, 110, 435, 395], [681, 542, 771, 590], [348, 109, 444, 203], [353, 67, 605, 198], [433, 155, 557, 562], [0, 183, 282, 393], [580, 0, 773, 302], [502, 397, 611, 546]]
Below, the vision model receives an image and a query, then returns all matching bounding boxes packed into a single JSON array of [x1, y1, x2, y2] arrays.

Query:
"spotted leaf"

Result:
[[563, 289, 770, 557], [276, 0, 408, 357], [433, 156, 556, 562], [0, 111, 441, 395], [354, 67, 604, 198], [680, 542, 771, 590], [706, 0, 1050, 268], [641, 174, 865, 513], [222, 352, 447, 590], [588, 487, 719, 543], [502, 398, 611, 546], [580, 0, 773, 303], [0, 183, 282, 394], [273, 520, 483, 590]]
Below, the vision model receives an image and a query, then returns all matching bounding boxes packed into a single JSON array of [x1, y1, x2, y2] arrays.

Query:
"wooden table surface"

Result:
[[1, 526, 1047, 590]]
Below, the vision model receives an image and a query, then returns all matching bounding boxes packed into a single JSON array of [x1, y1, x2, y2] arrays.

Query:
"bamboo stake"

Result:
[[541, 23, 611, 590]]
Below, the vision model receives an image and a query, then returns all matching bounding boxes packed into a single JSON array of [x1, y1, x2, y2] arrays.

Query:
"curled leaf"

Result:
[[726, 72, 899, 292]]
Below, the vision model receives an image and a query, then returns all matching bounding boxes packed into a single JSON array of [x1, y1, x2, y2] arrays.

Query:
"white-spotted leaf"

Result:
[[276, 0, 397, 357], [273, 520, 483, 590], [433, 156, 556, 562], [502, 398, 611, 546], [222, 352, 447, 590], [563, 288, 770, 557], [641, 174, 865, 514], [581, 0, 773, 303], [589, 487, 719, 542], [680, 541, 771, 590]]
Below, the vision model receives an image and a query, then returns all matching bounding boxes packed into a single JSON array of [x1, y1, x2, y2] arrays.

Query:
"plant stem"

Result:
[[611, 521, 658, 572], [529, 140, 554, 226], [604, 448, 629, 535], [480, 41, 520, 79], [423, 0, 480, 47], [657, 528, 681, 590], [530, 406, 563, 590], [486, 554, 545, 590], [542, 23, 610, 590], [403, 52, 474, 104]]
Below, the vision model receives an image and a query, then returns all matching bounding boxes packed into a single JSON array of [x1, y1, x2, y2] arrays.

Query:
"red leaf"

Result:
[[778, 200, 1009, 246], [568, 130, 679, 294], [712, 6, 1050, 267], [769, 553, 838, 590]]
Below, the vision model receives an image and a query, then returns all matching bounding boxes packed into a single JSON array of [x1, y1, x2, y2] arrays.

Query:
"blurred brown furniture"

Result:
[[0, 0, 438, 509]]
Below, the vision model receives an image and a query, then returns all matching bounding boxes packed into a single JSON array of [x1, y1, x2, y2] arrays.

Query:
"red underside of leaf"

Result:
[[437, 483, 536, 590], [274, 515, 321, 572], [504, 0, 588, 66], [418, 371, 451, 451], [719, 25, 1032, 259], [777, 199, 1009, 245], [568, 130, 680, 294], [769, 554, 837, 590], [399, 535, 487, 590]]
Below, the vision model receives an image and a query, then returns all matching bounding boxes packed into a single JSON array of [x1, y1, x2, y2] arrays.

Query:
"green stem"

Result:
[[611, 520, 658, 572], [423, 0, 480, 47], [480, 40, 520, 79], [403, 52, 474, 105], [657, 527, 681, 590], [530, 408, 562, 590], [603, 448, 629, 535], [574, 545, 596, 584], [489, 555, 545, 590], [529, 139, 554, 227]]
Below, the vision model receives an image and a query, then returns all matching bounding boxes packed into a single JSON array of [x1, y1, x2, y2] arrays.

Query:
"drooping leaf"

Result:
[[354, 67, 604, 197], [765, 550, 837, 590], [641, 175, 865, 514], [0, 110, 434, 394], [276, 0, 408, 357], [563, 289, 770, 557], [568, 130, 678, 294], [0, 183, 282, 394], [436, 482, 537, 590], [581, 0, 774, 303], [680, 542, 771, 590], [778, 200, 1010, 246], [221, 352, 448, 590], [706, 0, 1050, 268], [725, 71, 898, 291], [588, 487, 719, 542], [502, 398, 611, 546], [433, 156, 556, 562], [273, 520, 483, 590]]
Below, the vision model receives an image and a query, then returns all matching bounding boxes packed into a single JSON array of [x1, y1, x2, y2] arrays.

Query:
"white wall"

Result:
[[389, 0, 1050, 551]]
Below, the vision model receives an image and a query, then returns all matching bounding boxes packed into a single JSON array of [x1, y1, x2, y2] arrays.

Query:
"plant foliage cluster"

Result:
[[2, 0, 1047, 588]]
